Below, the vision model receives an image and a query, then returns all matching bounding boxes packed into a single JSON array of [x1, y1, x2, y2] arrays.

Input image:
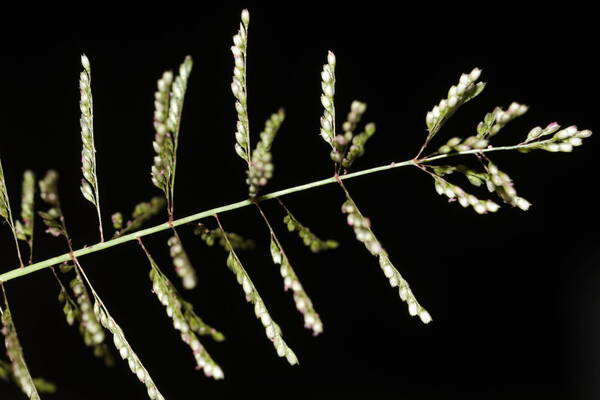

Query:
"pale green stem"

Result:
[[0, 143, 533, 283]]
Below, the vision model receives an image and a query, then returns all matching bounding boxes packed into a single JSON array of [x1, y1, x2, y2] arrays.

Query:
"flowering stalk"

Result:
[[255, 203, 323, 335], [79, 54, 104, 242], [336, 179, 432, 324], [0, 158, 25, 267], [138, 239, 224, 379], [214, 214, 298, 365], [15, 170, 35, 264]]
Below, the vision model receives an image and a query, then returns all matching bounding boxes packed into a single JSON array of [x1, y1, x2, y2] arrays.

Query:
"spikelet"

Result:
[[93, 298, 165, 400], [319, 51, 337, 146], [231, 9, 251, 163], [218, 221, 298, 365], [432, 175, 500, 214], [79, 54, 104, 241], [140, 242, 224, 379], [477, 102, 529, 139], [1, 297, 41, 399], [425, 67, 485, 138], [14, 170, 35, 261], [270, 236, 323, 335], [247, 109, 285, 197], [436, 135, 488, 154], [281, 206, 338, 253], [340, 198, 432, 324], [167, 235, 197, 290], [522, 123, 592, 153], [113, 196, 166, 237], [151, 56, 193, 216], [194, 224, 255, 250]]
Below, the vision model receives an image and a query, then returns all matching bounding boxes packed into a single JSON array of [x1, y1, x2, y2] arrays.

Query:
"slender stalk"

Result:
[[0, 143, 532, 283]]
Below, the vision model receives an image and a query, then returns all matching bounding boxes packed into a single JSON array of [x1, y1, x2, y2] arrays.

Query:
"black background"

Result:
[[1, 3, 598, 399]]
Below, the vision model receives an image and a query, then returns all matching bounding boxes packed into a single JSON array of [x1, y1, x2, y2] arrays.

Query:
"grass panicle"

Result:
[[0, 9, 594, 395], [215, 215, 298, 365], [139, 240, 224, 379], [79, 54, 104, 242]]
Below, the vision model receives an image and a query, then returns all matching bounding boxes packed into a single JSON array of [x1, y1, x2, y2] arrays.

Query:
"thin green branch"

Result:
[[0, 142, 537, 283]]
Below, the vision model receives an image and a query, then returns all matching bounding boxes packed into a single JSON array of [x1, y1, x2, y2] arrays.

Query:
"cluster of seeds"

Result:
[[144, 249, 223, 379], [194, 224, 255, 250], [437, 135, 488, 154], [93, 301, 165, 400], [319, 51, 337, 145], [485, 162, 531, 211], [1, 306, 40, 399], [112, 196, 166, 237], [247, 109, 285, 197], [282, 211, 337, 253], [37, 170, 66, 238], [231, 9, 251, 162], [524, 123, 592, 152], [270, 236, 323, 335], [181, 300, 225, 342], [329, 100, 366, 163], [0, 161, 10, 222], [477, 102, 529, 139], [15, 171, 35, 256], [426, 68, 484, 135], [168, 235, 197, 290], [69, 275, 112, 362], [151, 71, 175, 192], [433, 176, 499, 214], [79, 54, 99, 209], [341, 199, 431, 323], [224, 243, 298, 365], [340, 122, 376, 168]]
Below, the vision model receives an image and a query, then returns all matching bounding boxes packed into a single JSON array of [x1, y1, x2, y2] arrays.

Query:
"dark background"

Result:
[[1, 3, 598, 399]]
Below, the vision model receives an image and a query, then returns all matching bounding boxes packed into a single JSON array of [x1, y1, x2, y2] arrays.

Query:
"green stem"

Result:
[[0, 143, 528, 283]]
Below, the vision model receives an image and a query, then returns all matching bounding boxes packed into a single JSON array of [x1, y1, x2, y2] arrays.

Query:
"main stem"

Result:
[[0, 143, 525, 283]]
